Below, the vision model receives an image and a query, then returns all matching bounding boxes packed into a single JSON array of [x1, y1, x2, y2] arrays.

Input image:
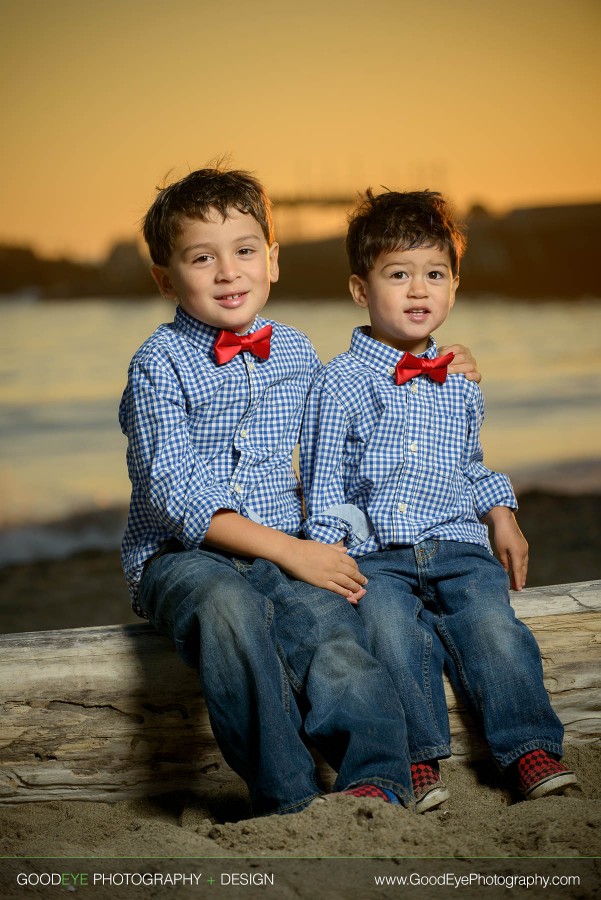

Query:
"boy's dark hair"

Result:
[[346, 189, 466, 278], [143, 166, 274, 265]]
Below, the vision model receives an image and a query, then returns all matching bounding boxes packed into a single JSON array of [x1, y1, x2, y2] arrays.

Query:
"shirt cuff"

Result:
[[303, 517, 348, 544], [303, 504, 373, 548], [182, 486, 241, 546], [471, 471, 517, 518]]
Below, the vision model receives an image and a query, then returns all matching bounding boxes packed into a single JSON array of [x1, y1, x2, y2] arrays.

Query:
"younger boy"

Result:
[[120, 167, 420, 816], [301, 189, 577, 812]]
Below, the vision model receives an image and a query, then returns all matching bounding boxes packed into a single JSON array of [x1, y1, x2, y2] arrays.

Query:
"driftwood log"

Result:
[[1, 580, 599, 804]]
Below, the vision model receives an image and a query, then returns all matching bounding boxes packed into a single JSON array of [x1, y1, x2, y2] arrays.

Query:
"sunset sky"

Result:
[[2, 0, 600, 260]]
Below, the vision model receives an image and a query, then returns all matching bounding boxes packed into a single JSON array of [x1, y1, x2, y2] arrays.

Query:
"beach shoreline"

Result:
[[1, 489, 599, 634]]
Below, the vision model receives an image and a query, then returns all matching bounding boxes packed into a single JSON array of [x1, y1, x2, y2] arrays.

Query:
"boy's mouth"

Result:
[[405, 307, 429, 321], [215, 291, 248, 308]]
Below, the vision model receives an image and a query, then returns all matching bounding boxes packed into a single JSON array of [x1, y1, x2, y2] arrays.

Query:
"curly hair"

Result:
[[346, 188, 466, 277]]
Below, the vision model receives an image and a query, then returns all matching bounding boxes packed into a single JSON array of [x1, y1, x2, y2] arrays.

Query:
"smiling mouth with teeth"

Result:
[[216, 291, 248, 306]]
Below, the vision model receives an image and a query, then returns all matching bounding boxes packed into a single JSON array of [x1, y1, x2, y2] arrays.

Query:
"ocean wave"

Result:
[[2, 456, 600, 570], [510, 457, 601, 496], [0, 507, 127, 568]]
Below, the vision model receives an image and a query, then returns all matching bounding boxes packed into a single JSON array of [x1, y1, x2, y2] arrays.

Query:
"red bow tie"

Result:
[[214, 324, 273, 365], [395, 351, 455, 385]]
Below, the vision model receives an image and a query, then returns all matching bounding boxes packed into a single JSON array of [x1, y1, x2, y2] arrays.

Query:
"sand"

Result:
[[0, 747, 599, 897], [0, 744, 597, 858], [0, 490, 600, 897]]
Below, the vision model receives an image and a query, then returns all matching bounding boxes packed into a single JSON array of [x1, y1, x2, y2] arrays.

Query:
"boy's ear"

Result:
[[268, 242, 280, 284], [450, 274, 459, 309], [349, 274, 369, 309], [150, 265, 177, 300]]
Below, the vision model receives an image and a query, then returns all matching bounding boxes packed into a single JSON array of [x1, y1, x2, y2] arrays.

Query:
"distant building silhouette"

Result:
[[1, 202, 600, 300], [461, 203, 601, 297]]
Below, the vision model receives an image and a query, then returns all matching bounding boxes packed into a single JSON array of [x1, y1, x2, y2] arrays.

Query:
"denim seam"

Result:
[[233, 558, 251, 575], [420, 628, 440, 735], [275, 644, 303, 695], [278, 657, 292, 716], [264, 596, 275, 631], [496, 740, 565, 771], [409, 744, 452, 764], [414, 539, 439, 563], [436, 618, 482, 716], [415, 542, 454, 755]]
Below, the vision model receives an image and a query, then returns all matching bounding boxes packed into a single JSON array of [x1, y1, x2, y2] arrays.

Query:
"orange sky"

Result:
[[1, 0, 600, 260]]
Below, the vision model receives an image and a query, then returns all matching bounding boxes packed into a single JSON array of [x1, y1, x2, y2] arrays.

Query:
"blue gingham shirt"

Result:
[[120, 306, 321, 613], [300, 327, 516, 557]]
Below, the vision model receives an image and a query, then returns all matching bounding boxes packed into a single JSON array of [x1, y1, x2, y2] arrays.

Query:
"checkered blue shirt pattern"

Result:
[[120, 306, 321, 613], [301, 327, 516, 557]]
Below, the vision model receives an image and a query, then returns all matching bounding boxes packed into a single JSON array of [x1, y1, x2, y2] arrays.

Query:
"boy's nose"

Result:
[[408, 275, 427, 297], [216, 257, 239, 281]]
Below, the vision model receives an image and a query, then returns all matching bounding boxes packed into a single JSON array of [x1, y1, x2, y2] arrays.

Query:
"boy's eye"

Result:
[[237, 247, 254, 256], [193, 254, 212, 264], [390, 271, 408, 279], [428, 271, 445, 280]]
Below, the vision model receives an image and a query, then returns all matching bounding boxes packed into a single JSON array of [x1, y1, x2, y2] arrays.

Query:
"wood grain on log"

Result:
[[1, 580, 599, 804]]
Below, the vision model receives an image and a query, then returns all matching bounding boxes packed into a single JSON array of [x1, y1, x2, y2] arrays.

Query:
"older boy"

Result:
[[120, 168, 431, 816], [301, 189, 577, 812]]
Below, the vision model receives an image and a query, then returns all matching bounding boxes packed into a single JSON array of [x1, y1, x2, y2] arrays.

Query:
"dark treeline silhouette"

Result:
[[0, 241, 151, 298], [2, 202, 600, 300]]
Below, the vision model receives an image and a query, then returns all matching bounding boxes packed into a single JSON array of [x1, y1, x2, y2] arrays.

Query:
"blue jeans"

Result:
[[139, 543, 412, 815], [356, 540, 564, 769]]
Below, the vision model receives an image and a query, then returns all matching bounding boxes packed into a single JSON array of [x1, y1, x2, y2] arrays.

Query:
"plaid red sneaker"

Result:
[[340, 784, 401, 804], [411, 760, 450, 813], [516, 749, 577, 799]]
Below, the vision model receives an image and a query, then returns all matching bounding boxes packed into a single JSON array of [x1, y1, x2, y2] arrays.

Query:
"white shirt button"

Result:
[[233, 483, 243, 494], [248, 361, 255, 372], [398, 502, 407, 513], [388, 366, 395, 376], [409, 442, 418, 453], [240, 429, 248, 439], [410, 383, 418, 394]]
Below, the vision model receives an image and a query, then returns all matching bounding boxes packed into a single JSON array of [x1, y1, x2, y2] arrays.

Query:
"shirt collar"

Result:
[[348, 326, 438, 375], [173, 306, 267, 359]]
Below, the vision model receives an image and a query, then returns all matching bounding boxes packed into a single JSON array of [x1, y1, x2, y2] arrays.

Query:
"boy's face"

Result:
[[350, 245, 459, 354], [151, 208, 279, 334]]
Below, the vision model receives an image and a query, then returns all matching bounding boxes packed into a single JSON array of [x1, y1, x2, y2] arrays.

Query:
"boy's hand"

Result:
[[440, 343, 481, 383], [483, 507, 529, 591], [204, 512, 366, 602], [278, 538, 367, 605]]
